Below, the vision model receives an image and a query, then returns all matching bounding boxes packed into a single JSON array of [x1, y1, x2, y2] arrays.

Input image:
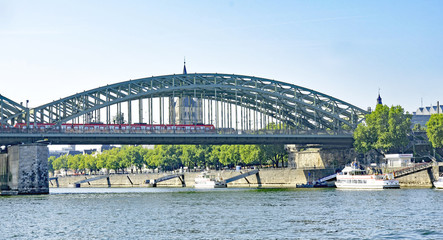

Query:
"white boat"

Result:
[[335, 164, 400, 189], [194, 172, 227, 189], [434, 175, 443, 189]]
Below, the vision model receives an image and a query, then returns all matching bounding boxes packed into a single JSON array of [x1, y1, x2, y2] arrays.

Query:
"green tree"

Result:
[[227, 145, 242, 166], [84, 154, 98, 174], [96, 152, 107, 172], [53, 155, 68, 172], [353, 104, 411, 154], [48, 156, 56, 175], [76, 155, 86, 173], [160, 145, 182, 171], [118, 147, 131, 173], [67, 155, 80, 173], [149, 146, 164, 170], [130, 146, 144, 173], [258, 144, 287, 167], [143, 148, 157, 170], [181, 145, 197, 168], [106, 155, 120, 173], [218, 145, 232, 166], [240, 145, 260, 165], [426, 114, 443, 148], [209, 145, 222, 169]]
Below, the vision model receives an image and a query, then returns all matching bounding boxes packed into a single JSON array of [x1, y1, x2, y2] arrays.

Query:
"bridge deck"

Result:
[[0, 133, 354, 146]]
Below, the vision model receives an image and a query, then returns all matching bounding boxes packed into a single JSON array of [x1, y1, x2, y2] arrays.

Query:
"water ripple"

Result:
[[1, 188, 443, 239]]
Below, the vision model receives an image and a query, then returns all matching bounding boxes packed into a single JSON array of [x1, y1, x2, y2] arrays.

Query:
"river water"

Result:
[[1, 188, 443, 240]]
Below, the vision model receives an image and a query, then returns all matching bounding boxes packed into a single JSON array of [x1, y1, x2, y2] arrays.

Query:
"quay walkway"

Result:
[[393, 162, 434, 178], [223, 169, 260, 185], [71, 175, 111, 188], [146, 174, 185, 187]]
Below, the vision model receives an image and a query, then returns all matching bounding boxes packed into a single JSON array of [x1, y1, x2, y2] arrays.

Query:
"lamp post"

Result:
[[26, 100, 30, 130]]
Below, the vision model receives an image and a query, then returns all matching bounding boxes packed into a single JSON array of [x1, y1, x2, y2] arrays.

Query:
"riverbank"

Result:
[[50, 166, 441, 188]]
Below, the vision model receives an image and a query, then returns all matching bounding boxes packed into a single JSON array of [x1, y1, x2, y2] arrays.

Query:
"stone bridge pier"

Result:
[[286, 145, 355, 169], [0, 143, 49, 195]]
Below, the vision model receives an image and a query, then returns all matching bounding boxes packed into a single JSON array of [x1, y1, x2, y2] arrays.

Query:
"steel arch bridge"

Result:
[[0, 73, 368, 146], [0, 94, 28, 126], [29, 73, 366, 129]]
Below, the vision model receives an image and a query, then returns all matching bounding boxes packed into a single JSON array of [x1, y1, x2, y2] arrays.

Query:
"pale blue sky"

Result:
[[1, 0, 442, 113]]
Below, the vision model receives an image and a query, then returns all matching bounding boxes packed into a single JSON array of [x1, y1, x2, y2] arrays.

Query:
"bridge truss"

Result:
[[0, 94, 28, 126], [2, 73, 368, 134]]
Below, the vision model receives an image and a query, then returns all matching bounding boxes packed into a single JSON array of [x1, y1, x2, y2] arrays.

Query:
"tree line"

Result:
[[353, 104, 443, 155], [48, 144, 288, 175]]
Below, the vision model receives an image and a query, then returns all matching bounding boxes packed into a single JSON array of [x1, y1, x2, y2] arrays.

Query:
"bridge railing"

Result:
[[0, 127, 353, 136]]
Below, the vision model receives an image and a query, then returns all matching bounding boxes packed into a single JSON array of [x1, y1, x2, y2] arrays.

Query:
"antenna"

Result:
[[421, 98, 423, 107]]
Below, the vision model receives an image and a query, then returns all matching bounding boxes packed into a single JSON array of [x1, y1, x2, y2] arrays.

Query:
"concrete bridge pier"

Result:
[[0, 143, 49, 195]]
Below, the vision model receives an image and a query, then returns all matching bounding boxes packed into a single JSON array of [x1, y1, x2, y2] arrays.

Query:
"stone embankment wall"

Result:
[[52, 168, 335, 188], [51, 164, 443, 188]]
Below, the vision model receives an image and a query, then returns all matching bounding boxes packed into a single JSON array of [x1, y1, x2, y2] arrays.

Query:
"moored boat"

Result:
[[194, 172, 227, 189], [434, 175, 443, 189], [335, 163, 400, 189]]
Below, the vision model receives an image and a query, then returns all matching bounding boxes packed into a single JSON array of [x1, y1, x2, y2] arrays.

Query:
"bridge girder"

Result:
[[0, 94, 28, 126], [28, 73, 368, 131]]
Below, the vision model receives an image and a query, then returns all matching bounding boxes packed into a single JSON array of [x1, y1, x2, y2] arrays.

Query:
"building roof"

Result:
[[413, 105, 443, 115]]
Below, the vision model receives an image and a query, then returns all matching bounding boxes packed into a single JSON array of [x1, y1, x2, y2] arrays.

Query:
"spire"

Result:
[[377, 88, 382, 105], [183, 57, 187, 75]]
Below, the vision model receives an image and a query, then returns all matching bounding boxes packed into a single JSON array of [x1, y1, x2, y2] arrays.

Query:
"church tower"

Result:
[[171, 59, 203, 125], [376, 89, 382, 105]]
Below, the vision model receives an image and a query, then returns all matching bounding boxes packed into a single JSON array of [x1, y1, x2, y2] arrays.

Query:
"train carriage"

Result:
[[12, 122, 216, 134]]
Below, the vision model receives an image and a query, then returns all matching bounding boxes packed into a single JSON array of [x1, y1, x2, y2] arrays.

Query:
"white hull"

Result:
[[336, 174, 400, 189], [434, 178, 443, 189], [194, 181, 227, 189], [335, 164, 400, 189], [194, 183, 227, 189], [194, 172, 227, 189], [335, 181, 400, 189]]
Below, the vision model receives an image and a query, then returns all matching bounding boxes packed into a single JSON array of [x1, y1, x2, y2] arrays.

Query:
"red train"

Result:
[[13, 122, 216, 133]]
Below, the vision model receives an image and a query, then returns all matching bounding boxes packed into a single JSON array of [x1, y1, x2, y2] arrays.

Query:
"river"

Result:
[[1, 188, 442, 239]]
